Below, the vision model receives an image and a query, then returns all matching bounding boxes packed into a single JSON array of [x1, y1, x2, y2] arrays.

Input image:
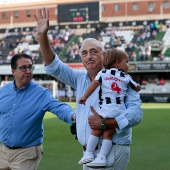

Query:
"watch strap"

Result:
[[101, 118, 106, 124]]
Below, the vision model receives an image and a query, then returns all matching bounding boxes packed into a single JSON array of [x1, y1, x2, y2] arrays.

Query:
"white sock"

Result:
[[98, 139, 112, 157], [86, 135, 99, 152]]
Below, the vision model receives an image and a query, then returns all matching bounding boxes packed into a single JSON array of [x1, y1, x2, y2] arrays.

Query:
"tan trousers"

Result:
[[0, 144, 43, 170]]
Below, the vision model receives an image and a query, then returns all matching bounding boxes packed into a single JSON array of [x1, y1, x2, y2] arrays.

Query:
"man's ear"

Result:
[[11, 69, 15, 76]]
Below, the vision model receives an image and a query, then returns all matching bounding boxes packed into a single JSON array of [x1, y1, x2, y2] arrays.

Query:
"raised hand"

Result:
[[34, 7, 49, 35]]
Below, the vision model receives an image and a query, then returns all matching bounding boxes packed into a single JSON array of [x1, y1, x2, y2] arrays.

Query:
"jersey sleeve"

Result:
[[127, 74, 138, 90]]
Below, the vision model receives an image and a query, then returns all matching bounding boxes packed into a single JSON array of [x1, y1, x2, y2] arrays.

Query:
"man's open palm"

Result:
[[34, 7, 49, 35]]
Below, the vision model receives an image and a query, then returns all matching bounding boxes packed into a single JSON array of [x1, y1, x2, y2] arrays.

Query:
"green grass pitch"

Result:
[[38, 103, 170, 170]]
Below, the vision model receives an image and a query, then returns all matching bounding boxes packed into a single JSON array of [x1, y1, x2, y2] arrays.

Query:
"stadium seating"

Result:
[[140, 82, 170, 94]]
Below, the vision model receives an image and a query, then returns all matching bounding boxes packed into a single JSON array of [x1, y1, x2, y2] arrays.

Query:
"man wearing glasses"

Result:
[[0, 53, 76, 170]]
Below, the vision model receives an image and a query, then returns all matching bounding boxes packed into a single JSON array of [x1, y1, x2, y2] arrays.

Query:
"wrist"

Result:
[[83, 95, 88, 99], [100, 118, 107, 130], [38, 32, 48, 38], [72, 114, 76, 121], [105, 118, 118, 128]]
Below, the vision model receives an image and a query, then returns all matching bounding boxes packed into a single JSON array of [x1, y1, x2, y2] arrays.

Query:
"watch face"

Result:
[[100, 124, 106, 130]]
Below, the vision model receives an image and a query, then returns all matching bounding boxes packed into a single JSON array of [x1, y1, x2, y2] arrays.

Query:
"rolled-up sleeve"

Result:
[[44, 54, 83, 90], [45, 54, 61, 74], [115, 87, 143, 133]]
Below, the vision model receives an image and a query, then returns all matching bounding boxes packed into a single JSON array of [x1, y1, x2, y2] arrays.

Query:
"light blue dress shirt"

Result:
[[45, 55, 143, 146], [0, 80, 75, 147]]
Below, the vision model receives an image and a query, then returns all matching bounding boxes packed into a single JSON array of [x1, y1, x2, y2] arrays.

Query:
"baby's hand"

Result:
[[135, 84, 141, 92], [78, 96, 86, 105]]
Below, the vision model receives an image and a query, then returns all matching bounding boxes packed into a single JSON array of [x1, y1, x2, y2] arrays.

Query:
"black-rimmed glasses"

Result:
[[15, 65, 35, 72]]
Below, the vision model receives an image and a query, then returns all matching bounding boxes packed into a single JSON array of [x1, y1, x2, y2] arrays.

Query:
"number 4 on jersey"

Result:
[[111, 82, 121, 94]]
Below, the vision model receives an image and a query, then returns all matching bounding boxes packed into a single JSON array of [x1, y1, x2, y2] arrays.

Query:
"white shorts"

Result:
[[97, 103, 121, 118]]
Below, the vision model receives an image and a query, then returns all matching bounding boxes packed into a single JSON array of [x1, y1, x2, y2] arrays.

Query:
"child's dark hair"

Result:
[[103, 48, 128, 69], [11, 53, 33, 69]]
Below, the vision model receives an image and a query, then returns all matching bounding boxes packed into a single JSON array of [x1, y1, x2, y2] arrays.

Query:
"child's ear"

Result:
[[115, 60, 120, 67], [103, 51, 106, 57]]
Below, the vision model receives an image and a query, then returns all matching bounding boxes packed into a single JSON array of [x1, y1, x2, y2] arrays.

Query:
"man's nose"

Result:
[[87, 52, 92, 58], [25, 68, 32, 73]]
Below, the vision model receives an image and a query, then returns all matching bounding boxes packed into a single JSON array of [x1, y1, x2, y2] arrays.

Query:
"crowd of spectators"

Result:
[[96, 21, 164, 62], [0, 22, 168, 65], [60, 21, 167, 63], [1, 22, 170, 98], [0, 21, 167, 65], [0, 26, 74, 65]]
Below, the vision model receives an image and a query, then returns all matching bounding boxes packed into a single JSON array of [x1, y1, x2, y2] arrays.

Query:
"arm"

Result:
[[88, 106, 118, 130], [128, 74, 141, 92], [44, 89, 75, 123], [78, 80, 100, 104], [88, 87, 143, 131], [135, 84, 141, 92], [34, 7, 83, 89], [34, 7, 55, 65], [115, 87, 143, 131]]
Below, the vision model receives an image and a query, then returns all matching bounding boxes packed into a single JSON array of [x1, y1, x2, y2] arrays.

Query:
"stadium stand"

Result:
[[1, 22, 170, 103]]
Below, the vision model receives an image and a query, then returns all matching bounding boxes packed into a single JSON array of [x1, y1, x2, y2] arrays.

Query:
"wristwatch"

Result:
[[100, 118, 107, 130]]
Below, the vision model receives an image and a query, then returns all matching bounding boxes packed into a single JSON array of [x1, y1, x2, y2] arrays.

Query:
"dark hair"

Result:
[[103, 48, 128, 69], [11, 53, 33, 69]]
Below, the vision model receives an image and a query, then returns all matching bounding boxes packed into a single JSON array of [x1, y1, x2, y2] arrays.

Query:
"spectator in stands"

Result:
[[32, 51, 40, 63], [74, 48, 81, 61], [139, 46, 146, 61], [131, 50, 137, 61], [159, 78, 165, 85], [151, 30, 157, 39], [154, 21, 159, 32], [9, 39, 14, 50], [165, 20, 170, 28], [77, 36, 83, 46], [6, 51, 13, 63], [0, 53, 76, 170], [154, 78, 160, 85], [34, 7, 143, 170], [150, 23, 155, 33], [142, 79, 147, 85], [23, 47, 31, 56], [0, 51, 4, 65], [109, 36, 115, 48], [146, 45, 151, 61], [0, 39, 6, 50], [158, 53, 165, 61], [0, 56, 3, 65]]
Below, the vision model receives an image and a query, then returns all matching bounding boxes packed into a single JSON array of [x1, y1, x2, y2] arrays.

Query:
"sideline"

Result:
[[44, 102, 170, 120], [142, 103, 170, 109]]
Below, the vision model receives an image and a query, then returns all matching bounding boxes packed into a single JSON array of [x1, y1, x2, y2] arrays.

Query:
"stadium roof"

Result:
[[0, 0, 98, 8]]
